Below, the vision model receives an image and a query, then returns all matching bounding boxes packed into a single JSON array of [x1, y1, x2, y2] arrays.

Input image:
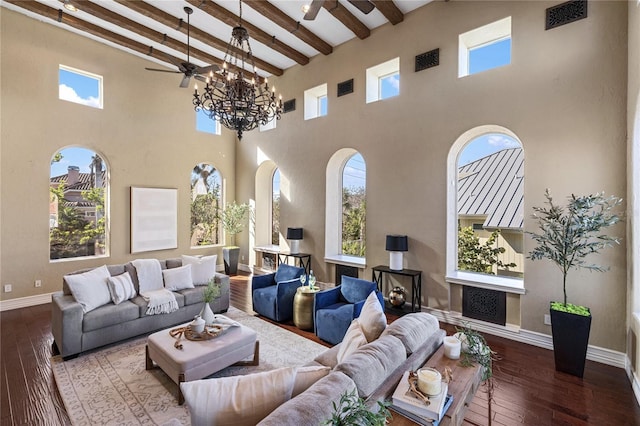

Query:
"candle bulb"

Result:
[[417, 368, 442, 396], [444, 335, 461, 360]]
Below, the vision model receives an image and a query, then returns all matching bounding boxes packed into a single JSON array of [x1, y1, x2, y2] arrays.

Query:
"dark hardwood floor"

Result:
[[1, 272, 639, 425]]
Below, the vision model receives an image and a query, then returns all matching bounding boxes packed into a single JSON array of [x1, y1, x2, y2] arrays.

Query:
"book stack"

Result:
[[390, 371, 454, 426]]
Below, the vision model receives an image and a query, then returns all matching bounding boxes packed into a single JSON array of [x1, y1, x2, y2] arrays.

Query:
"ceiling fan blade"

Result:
[[195, 64, 220, 75], [145, 67, 181, 74], [304, 0, 324, 20], [194, 75, 207, 83], [348, 0, 375, 14], [180, 75, 191, 88]]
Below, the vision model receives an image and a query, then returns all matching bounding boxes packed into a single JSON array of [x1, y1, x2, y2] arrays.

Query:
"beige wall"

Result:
[[0, 9, 236, 300], [235, 1, 629, 351]]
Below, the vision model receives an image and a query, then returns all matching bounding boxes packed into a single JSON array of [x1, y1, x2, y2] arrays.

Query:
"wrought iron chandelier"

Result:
[[193, 0, 283, 140]]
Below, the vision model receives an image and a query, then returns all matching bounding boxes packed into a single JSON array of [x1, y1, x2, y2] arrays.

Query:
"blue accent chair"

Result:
[[252, 263, 305, 322], [314, 275, 384, 345]]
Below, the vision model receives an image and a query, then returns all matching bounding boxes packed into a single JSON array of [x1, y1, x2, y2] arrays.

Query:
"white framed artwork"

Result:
[[130, 187, 178, 253]]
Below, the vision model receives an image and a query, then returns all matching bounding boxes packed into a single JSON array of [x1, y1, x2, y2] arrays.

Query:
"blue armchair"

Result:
[[252, 263, 305, 322], [314, 276, 384, 345]]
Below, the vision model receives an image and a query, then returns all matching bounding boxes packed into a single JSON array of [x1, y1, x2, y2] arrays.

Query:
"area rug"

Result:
[[51, 307, 328, 425]]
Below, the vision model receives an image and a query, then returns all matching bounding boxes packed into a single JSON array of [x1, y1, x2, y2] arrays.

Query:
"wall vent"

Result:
[[283, 99, 296, 113], [546, 0, 588, 30], [337, 79, 354, 97], [415, 48, 439, 72], [462, 286, 506, 325], [336, 264, 359, 283]]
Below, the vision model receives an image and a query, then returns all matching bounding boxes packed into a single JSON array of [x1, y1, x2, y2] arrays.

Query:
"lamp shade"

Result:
[[386, 235, 408, 252], [287, 227, 304, 240]]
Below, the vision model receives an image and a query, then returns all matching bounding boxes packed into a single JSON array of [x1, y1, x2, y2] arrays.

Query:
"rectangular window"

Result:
[[459, 17, 512, 78], [379, 71, 399, 100], [318, 95, 328, 117], [366, 57, 400, 104], [59, 65, 103, 109], [196, 109, 221, 135], [469, 38, 511, 75], [304, 84, 328, 120]]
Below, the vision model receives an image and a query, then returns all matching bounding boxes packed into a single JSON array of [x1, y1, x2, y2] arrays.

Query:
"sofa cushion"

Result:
[[257, 371, 357, 426], [380, 312, 440, 355], [162, 265, 194, 291], [315, 302, 354, 344], [107, 272, 137, 305], [181, 367, 297, 426], [252, 286, 277, 320], [64, 265, 112, 313], [340, 276, 376, 304], [274, 263, 303, 283], [82, 300, 139, 332], [358, 291, 386, 342], [312, 344, 340, 369], [131, 292, 185, 317], [335, 334, 406, 398], [292, 366, 331, 397], [337, 320, 368, 363], [181, 255, 217, 285], [179, 286, 205, 306]]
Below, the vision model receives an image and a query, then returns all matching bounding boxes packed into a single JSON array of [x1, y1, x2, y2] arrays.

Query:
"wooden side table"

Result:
[[293, 286, 319, 330], [389, 345, 483, 426]]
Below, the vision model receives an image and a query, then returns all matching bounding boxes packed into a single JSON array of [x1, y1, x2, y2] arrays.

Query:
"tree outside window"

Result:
[[191, 163, 222, 247], [272, 169, 280, 245], [342, 153, 366, 257]]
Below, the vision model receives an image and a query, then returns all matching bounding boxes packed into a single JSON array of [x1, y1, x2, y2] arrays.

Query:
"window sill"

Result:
[[324, 254, 366, 269], [446, 271, 525, 294]]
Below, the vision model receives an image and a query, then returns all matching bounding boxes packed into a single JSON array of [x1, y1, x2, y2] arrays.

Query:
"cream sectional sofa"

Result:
[[51, 257, 230, 359]]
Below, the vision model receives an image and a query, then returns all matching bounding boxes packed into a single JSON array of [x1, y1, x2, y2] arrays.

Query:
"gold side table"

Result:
[[293, 286, 320, 330]]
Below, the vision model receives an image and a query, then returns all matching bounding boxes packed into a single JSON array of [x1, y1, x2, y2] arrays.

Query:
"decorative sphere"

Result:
[[388, 286, 406, 307]]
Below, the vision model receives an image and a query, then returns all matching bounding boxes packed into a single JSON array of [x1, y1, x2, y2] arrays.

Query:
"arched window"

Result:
[[447, 126, 524, 291], [191, 163, 222, 247], [272, 169, 280, 245], [49, 147, 108, 260], [342, 153, 366, 257]]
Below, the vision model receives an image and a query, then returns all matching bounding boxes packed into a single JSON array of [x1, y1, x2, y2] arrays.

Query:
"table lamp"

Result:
[[386, 235, 408, 271], [287, 227, 304, 254]]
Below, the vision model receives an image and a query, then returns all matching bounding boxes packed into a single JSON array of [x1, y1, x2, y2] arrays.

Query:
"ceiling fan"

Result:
[[145, 6, 218, 88], [304, 0, 375, 21]]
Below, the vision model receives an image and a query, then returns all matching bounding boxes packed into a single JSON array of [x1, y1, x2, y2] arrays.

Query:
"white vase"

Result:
[[200, 303, 215, 325]]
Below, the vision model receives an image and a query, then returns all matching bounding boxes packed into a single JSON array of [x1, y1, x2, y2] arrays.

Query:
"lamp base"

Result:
[[289, 240, 300, 254], [389, 252, 403, 271]]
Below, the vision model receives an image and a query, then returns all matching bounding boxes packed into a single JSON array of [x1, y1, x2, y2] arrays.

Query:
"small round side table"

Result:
[[293, 286, 320, 330]]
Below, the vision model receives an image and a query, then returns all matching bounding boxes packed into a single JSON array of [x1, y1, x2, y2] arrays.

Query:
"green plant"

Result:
[[324, 389, 390, 426], [203, 279, 221, 303], [457, 226, 516, 274], [527, 189, 622, 312], [218, 201, 250, 246], [455, 323, 496, 381]]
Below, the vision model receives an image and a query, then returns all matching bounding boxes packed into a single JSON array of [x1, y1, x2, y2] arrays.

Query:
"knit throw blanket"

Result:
[[141, 289, 179, 315]]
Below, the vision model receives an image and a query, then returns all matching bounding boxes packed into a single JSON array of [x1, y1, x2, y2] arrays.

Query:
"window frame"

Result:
[[458, 16, 512, 78], [190, 163, 223, 248], [366, 57, 400, 104], [58, 65, 104, 109], [304, 83, 328, 120]]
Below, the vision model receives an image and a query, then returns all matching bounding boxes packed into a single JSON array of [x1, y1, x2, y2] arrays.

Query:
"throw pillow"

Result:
[[64, 265, 112, 313], [131, 259, 163, 294], [358, 291, 387, 342], [181, 254, 217, 285], [180, 367, 297, 426], [162, 265, 194, 291], [107, 272, 136, 304], [292, 366, 331, 397], [336, 319, 368, 363]]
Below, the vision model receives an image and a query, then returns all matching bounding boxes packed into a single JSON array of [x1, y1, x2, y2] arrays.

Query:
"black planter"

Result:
[[550, 303, 592, 378], [223, 246, 240, 275]]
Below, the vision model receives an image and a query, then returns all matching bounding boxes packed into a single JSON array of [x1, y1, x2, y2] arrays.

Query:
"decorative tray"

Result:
[[169, 324, 224, 342]]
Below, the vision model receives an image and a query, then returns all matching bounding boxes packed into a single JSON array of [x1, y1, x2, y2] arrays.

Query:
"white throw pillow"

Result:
[[107, 272, 137, 304], [162, 265, 194, 291], [64, 265, 112, 313], [131, 259, 164, 294], [180, 367, 297, 426], [337, 319, 368, 363], [292, 365, 331, 397], [181, 255, 217, 285], [358, 291, 387, 342]]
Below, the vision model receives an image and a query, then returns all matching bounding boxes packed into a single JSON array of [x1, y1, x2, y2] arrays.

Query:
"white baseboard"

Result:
[[424, 307, 627, 369], [626, 356, 640, 406], [0, 292, 53, 312]]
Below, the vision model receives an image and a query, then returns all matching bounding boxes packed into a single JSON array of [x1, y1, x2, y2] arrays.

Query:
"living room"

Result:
[[1, 0, 639, 424]]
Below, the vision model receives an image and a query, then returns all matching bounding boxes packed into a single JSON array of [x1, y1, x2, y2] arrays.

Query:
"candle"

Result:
[[417, 367, 442, 396], [444, 335, 462, 360]]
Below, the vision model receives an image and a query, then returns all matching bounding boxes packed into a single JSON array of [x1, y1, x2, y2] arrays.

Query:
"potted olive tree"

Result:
[[219, 201, 250, 275], [528, 189, 622, 377]]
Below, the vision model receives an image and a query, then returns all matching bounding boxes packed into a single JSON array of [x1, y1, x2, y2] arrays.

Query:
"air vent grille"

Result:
[[337, 79, 354, 97], [283, 99, 296, 113], [546, 0, 588, 30], [415, 48, 439, 72], [462, 286, 506, 326]]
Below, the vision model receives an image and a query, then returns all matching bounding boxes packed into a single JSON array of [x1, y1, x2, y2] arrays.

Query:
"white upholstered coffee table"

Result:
[[145, 318, 259, 404]]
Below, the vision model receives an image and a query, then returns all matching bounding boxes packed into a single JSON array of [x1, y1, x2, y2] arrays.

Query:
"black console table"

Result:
[[371, 265, 422, 313], [278, 252, 312, 275]]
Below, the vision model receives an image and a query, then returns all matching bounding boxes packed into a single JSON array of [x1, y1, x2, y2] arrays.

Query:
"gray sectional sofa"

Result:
[[51, 258, 230, 359], [258, 312, 445, 425]]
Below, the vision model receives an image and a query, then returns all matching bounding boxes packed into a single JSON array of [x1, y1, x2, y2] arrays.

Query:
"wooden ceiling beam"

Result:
[[243, 0, 332, 56], [186, 0, 309, 66], [68, 0, 282, 76], [115, 0, 281, 76], [371, 1, 404, 25], [322, 0, 370, 40]]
